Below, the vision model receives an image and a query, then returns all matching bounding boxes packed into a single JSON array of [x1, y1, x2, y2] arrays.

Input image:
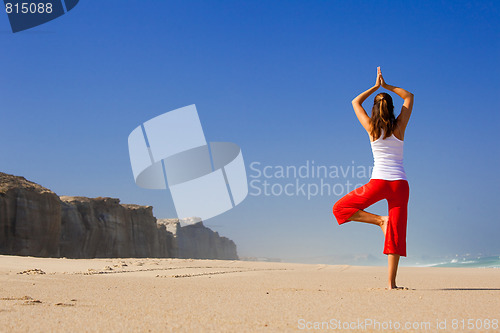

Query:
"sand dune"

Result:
[[0, 255, 499, 332]]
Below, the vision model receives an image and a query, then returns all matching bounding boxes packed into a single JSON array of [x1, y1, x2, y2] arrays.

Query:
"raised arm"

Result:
[[380, 72, 414, 135], [351, 67, 382, 133]]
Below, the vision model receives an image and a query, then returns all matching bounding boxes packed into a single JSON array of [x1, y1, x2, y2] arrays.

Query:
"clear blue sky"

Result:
[[1, 1, 499, 264]]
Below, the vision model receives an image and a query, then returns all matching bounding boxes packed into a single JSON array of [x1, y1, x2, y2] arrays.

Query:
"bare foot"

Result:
[[386, 285, 408, 290], [379, 216, 388, 236]]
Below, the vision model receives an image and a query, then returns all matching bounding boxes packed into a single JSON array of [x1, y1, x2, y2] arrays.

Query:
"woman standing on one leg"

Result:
[[332, 67, 414, 290]]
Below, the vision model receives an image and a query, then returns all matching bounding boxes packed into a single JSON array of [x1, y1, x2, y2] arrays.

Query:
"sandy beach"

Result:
[[0, 255, 499, 332]]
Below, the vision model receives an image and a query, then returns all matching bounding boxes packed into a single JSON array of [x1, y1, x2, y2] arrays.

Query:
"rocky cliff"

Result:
[[59, 196, 177, 258], [0, 172, 237, 260], [0, 173, 61, 257], [158, 219, 238, 260]]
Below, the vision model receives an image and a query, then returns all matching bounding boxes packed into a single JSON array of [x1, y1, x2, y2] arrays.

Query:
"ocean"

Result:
[[418, 255, 500, 268]]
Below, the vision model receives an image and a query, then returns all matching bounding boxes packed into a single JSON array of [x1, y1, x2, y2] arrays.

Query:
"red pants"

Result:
[[332, 179, 409, 256]]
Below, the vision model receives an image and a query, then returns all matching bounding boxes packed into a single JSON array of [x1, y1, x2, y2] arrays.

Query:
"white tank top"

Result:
[[370, 130, 407, 181]]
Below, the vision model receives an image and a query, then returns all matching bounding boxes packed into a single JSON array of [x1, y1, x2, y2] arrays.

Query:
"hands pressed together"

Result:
[[375, 66, 387, 89]]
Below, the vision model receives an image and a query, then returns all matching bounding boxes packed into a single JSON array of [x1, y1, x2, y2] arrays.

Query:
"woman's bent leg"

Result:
[[332, 179, 388, 230], [349, 210, 389, 235]]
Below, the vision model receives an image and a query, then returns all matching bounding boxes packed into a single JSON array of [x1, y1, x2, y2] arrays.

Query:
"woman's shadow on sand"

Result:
[[436, 288, 500, 291]]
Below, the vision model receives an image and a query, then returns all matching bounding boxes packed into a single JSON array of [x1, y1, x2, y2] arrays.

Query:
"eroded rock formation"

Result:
[[0, 173, 61, 257], [0, 172, 237, 259], [157, 219, 238, 260], [59, 196, 176, 258]]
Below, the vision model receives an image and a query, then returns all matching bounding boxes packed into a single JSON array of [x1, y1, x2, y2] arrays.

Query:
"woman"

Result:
[[332, 67, 414, 290]]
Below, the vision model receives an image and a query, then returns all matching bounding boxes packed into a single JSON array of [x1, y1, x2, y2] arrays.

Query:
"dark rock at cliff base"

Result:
[[0, 173, 61, 257]]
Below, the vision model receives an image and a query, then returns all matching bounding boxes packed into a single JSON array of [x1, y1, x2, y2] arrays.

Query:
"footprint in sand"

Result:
[[1, 295, 43, 305], [113, 262, 128, 268], [23, 299, 42, 305], [17, 269, 46, 275]]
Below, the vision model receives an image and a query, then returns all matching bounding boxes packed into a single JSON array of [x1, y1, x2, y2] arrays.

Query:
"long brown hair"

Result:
[[370, 92, 396, 140]]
